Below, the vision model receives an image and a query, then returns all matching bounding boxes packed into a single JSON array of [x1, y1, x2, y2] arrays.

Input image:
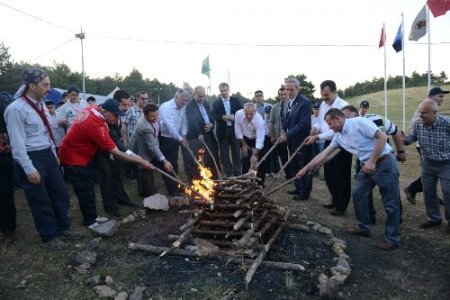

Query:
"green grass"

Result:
[[346, 84, 450, 127]]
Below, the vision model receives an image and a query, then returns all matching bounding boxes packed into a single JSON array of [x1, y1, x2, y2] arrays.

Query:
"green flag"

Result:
[[201, 55, 210, 79]]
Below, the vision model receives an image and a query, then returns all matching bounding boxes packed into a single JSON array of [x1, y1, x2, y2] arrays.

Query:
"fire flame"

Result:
[[184, 150, 215, 203]]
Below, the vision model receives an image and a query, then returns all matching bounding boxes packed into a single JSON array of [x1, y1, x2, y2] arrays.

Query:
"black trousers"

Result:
[[65, 162, 98, 226], [0, 160, 16, 234], [137, 167, 155, 198], [160, 136, 182, 195], [323, 141, 353, 211], [16, 148, 70, 242], [276, 142, 290, 179], [218, 127, 242, 177], [288, 140, 313, 197], [94, 151, 131, 214], [407, 147, 424, 194], [241, 136, 270, 183]]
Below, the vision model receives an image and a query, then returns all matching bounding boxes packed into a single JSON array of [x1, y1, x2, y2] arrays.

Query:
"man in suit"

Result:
[[279, 77, 313, 200], [212, 82, 242, 177], [129, 102, 173, 197], [184, 86, 220, 182]]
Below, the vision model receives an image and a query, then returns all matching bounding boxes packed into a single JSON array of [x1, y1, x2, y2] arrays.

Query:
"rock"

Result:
[[74, 263, 91, 274], [330, 274, 348, 285], [332, 238, 347, 248], [129, 286, 146, 300], [115, 292, 128, 300], [88, 237, 102, 250], [297, 213, 308, 224], [318, 274, 332, 298], [324, 228, 334, 238], [169, 196, 190, 208], [94, 285, 116, 298], [337, 256, 351, 270], [331, 265, 351, 276], [120, 214, 136, 224], [306, 220, 316, 226], [143, 194, 169, 211], [332, 244, 344, 255], [85, 275, 101, 287], [75, 250, 97, 265], [91, 220, 119, 237], [16, 280, 26, 289], [105, 275, 114, 286], [312, 223, 322, 232]]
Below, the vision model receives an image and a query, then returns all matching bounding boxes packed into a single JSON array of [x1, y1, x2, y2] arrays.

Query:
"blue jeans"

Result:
[[15, 148, 70, 242], [421, 159, 450, 223], [353, 155, 401, 245]]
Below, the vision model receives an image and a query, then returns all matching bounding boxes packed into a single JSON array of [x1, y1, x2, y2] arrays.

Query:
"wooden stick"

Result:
[[184, 145, 202, 168], [254, 139, 280, 170], [160, 226, 195, 257], [264, 176, 297, 197], [263, 139, 307, 194], [245, 220, 285, 284], [129, 243, 305, 272], [199, 136, 223, 180]]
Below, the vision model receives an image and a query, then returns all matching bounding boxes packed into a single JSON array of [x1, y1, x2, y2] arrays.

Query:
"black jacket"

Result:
[[211, 96, 242, 140], [185, 100, 215, 140]]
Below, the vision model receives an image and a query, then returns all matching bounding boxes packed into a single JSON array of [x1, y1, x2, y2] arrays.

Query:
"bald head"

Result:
[[418, 99, 438, 125]]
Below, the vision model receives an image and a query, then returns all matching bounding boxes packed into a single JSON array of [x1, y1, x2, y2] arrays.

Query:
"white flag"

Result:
[[409, 5, 427, 41]]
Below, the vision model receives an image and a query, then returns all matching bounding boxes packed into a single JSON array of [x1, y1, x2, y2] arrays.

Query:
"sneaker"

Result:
[[59, 230, 83, 240], [95, 216, 109, 223], [42, 238, 67, 251], [403, 187, 416, 204]]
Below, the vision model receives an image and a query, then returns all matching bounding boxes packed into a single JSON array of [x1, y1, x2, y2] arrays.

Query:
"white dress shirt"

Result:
[[234, 109, 265, 150], [159, 98, 187, 141], [330, 117, 392, 163], [313, 96, 349, 141], [222, 98, 232, 126]]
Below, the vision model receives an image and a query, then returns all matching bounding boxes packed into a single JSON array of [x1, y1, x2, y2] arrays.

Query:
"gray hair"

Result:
[[219, 82, 229, 90], [244, 102, 256, 110], [174, 88, 189, 99], [285, 77, 301, 89], [194, 86, 205, 94]]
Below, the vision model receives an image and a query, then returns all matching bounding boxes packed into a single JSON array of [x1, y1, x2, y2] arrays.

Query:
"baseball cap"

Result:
[[428, 87, 449, 97], [360, 100, 370, 108], [67, 85, 80, 94], [312, 102, 320, 109], [102, 98, 125, 116], [264, 105, 272, 113]]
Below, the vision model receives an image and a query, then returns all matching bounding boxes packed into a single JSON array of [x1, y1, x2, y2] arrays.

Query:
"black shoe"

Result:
[[118, 201, 139, 208], [420, 220, 442, 229], [370, 218, 377, 225], [344, 227, 370, 238], [438, 197, 445, 206], [287, 189, 298, 195], [58, 230, 83, 240], [330, 208, 345, 216], [323, 203, 336, 209], [292, 195, 309, 201], [106, 210, 121, 218], [403, 187, 416, 204]]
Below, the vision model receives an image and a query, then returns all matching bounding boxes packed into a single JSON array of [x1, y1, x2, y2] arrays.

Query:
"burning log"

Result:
[[199, 135, 222, 180]]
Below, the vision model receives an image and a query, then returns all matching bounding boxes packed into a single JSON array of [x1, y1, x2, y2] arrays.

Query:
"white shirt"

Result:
[[56, 100, 88, 126], [313, 96, 349, 141], [159, 98, 187, 141], [330, 117, 392, 163], [234, 109, 265, 150], [222, 98, 232, 126]]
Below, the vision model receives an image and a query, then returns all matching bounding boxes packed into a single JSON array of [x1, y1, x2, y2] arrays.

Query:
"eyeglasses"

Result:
[[220, 89, 228, 92]]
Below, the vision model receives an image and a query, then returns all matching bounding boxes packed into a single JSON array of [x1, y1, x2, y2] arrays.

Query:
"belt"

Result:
[[376, 154, 390, 165]]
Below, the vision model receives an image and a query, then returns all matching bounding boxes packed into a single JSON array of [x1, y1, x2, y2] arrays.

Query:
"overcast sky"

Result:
[[1, 0, 449, 98]]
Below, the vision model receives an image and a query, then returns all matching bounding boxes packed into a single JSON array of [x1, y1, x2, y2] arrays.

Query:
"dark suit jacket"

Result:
[[108, 119, 127, 152], [283, 93, 311, 146], [185, 100, 215, 140], [211, 96, 242, 140]]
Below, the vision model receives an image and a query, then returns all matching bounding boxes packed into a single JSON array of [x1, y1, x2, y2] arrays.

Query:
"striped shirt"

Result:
[[124, 105, 143, 138], [408, 115, 450, 161]]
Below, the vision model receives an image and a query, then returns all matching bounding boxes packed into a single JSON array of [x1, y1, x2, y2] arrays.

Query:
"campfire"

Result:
[[184, 148, 215, 204]]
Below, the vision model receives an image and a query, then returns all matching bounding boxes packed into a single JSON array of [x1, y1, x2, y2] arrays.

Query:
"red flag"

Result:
[[427, 0, 450, 17], [378, 27, 386, 48]]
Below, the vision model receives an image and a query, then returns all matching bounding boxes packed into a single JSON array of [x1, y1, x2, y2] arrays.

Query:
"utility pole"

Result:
[[75, 28, 86, 98], [153, 87, 162, 105]]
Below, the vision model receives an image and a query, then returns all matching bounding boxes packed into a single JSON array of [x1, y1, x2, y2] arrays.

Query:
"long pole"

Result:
[[401, 13, 406, 131], [427, 6, 431, 91], [383, 23, 388, 118], [75, 28, 86, 98]]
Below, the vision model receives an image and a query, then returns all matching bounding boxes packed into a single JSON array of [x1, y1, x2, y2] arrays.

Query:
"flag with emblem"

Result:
[[409, 5, 427, 41], [201, 55, 210, 79]]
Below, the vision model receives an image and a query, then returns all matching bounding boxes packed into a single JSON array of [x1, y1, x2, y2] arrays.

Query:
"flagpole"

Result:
[[383, 23, 388, 118], [401, 12, 406, 131], [427, 6, 431, 91]]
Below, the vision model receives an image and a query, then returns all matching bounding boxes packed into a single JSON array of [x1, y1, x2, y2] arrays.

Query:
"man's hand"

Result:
[[58, 119, 69, 127], [270, 136, 276, 144], [241, 144, 249, 157], [204, 123, 213, 132], [362, 160, 376, 175], [310, 127, 319, 135], [140, 160, 154, 171], [296, 168, 308, 178], [278, 131, 287, 143], [27, 171, 41, 184], [305, 135, 318, 145], [180, 139, 189, 148], [227, 114, 235, 121], [221, 115, 229, 122], [163, 159, 173, 172], [396, 151, 406, 163]]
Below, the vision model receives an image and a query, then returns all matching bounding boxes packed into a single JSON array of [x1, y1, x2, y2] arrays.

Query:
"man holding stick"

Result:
[[297, 108, 401, 251]]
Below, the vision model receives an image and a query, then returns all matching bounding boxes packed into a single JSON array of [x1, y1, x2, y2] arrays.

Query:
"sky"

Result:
[[0, 0, 449, 99]]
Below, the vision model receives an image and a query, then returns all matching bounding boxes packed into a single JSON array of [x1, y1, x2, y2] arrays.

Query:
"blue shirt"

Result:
[[330, 117, 392, 163], [222, 98, 232, 126], [4, 96, 55, 175]]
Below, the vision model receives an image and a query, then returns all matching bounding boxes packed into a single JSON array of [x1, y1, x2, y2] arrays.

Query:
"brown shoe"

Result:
[[375, 241, 399, 251], [344, 227, 370, 238]]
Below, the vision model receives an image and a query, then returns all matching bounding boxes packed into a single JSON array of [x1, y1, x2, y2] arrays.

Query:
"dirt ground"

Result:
[[1, 149, 450, 299]]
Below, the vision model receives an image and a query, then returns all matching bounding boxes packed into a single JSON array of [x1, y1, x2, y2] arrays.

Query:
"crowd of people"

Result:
[[0, 67, 448, 252]]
